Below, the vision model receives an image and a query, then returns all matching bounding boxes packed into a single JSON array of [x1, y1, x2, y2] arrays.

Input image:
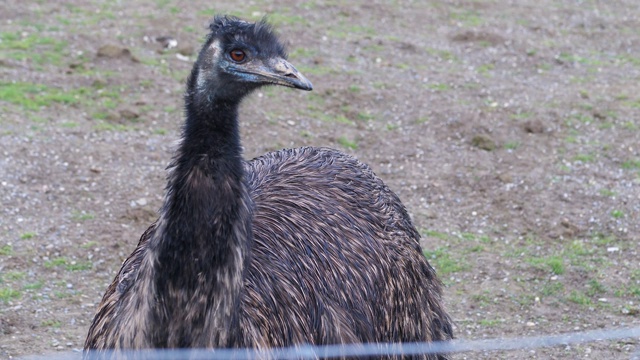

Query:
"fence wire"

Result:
[[19, 326, 640, 360]]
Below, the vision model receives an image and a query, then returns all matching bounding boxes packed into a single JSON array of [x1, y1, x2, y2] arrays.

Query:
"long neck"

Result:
[[148, 69, 252, 348]]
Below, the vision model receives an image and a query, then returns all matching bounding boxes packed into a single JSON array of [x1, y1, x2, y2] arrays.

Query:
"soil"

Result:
[[1, 0, 639, 359]]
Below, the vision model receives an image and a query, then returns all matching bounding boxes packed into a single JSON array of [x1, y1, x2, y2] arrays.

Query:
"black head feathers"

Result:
[[207, 15, 287, 59]]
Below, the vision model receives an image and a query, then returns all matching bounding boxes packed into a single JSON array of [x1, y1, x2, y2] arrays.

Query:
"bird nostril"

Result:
[[284, 73, 297, 79]]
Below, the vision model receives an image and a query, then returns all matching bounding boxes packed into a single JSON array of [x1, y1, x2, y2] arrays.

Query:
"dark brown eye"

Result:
[[230, 49, 246, 62]]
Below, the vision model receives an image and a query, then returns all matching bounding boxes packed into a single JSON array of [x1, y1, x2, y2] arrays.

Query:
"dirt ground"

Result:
[[1, 0, 639, 358]]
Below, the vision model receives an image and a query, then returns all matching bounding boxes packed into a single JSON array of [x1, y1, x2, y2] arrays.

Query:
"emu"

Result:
[[84, 15, 453, 359]]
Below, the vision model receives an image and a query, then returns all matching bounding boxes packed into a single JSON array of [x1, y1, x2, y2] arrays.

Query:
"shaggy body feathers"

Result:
[[84, 15, 452, 359]]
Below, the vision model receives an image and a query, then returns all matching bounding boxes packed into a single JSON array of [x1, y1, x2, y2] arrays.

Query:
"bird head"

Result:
[[193, 16, 313, 101]]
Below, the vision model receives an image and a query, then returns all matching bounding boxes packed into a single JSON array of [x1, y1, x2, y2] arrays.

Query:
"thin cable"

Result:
[[19, 326, 640, 360]]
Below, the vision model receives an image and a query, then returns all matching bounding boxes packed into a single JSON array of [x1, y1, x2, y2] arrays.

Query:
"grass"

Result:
[[44, 257, 93, 271], [0, 245, 13, 256], [450, 10, 484, 27], [0, 82, 83, 110], [599, 188, 616, 197], [337, 136, 358, 150], [0, 287, 21, 302], [621, 158, 640, 170], [426, 83, 451, 92], [423, 248, 467, 275], [72, 210, 95, 221], [0, 31, 68, 68], [567, 290, 591, 305], [4, 271, 25, 281], [23, 281, 44, 290], [541, 282, 564, 296], [573, 153, 595, 163], [504, 141, 520, 150], [41, 319, 62, 328], [610, 210, 624, 219], [20, 232, 36, 239], [527, 256, 565, 275]]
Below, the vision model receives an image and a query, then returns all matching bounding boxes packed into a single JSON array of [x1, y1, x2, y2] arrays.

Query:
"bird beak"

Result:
[[248, 58, 313, 91]]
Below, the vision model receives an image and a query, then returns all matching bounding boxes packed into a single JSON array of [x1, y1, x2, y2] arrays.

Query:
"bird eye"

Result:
[[230, 49, 246, 63]]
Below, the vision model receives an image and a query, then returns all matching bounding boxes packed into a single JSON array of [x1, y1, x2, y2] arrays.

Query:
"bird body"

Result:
[[85, 15, 452, 359]]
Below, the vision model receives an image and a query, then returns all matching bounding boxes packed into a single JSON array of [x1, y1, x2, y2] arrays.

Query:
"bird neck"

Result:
[[147, 81, 252, 347]]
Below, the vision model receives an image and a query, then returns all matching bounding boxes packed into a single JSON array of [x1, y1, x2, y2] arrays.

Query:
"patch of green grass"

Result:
[[337, 136, 358, 150], [611, 210, 624, 219], [477, 63, 495, 76], [81, 241, 98, 249], [416, 117, 429, 124], [621, 159, 640, 170], [0, 82, 84, 110], [23, 281, 44, 290], [528, 256, 565, 275], [599, 188, 616, 197], [0, 245, 13, 256], [504, 141, 520, 150], [44, 257, 92, 271], [541, 281, 564, 296], [41, 319, 62, 328], [0, 31, 67, 56], [628, 287, 640, 298], [471, 292, 491, 306], [356, 112, 374, 121], [5, 271, 25, 281], [264, 12, 308, 27], [54, 291, 71, 299], [0, 287, 21, 302], [567, 290, 591, 305], [510, 112, 533, 120], [557, 52, 596, 65], [44, 257, 68, 269], [425, 48, 458, 62], [72, 210, 95, 221], [573, 153, 595, 163], [478, 318, 501, 327], [60, 121, 78, 128], [586, 279, 606, 297], [20, 232, 36, 239], [450, 10, 484, 27], [423, 248, 467, 274], [66, 261, 93, 271], [426, 83, 451, 92], [467, 245, 485, 253], [421, 229, 450, 240]]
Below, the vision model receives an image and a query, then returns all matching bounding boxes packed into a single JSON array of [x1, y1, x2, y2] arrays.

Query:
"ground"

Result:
[[1, 0, 639, 359]]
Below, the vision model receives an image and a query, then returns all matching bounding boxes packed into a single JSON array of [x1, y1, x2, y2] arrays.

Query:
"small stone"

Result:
[[523, 119, 545, 134], [607, 247, 619, 252], [176, 53, 190, 62], [97, 44, 129, 58], [92, 78, 107, 89], [178, 45, 195, 56], [471, 134, 496, 151], [119, 109, 139, 120], [526, 321, 535, 327], [498, 173, 513, 183]]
